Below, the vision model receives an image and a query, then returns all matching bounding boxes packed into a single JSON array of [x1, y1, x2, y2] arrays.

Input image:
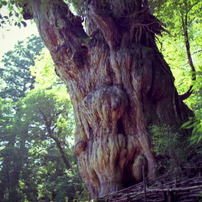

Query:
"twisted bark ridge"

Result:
[[26, 0, 192, 198]]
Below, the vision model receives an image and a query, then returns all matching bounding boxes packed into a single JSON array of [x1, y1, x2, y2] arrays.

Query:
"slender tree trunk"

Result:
[[50, 134, 72, 171], [179, 7, 196, 100], [24, 0, 193, 198]]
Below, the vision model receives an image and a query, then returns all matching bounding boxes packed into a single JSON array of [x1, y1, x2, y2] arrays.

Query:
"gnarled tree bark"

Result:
[[23, 0, 192, 198]]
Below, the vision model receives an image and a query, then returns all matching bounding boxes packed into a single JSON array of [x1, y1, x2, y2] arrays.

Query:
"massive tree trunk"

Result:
[[24, 0, 192, 198]]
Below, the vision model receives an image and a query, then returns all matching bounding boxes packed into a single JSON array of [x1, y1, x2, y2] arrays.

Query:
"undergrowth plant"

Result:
[[150, 125, 191, 177]]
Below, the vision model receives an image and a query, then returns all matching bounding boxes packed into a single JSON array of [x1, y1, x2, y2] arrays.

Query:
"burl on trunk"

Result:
[[24, 0, 192, 198]]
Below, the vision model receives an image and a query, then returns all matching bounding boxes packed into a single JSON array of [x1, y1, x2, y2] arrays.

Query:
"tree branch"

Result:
[[25, 0, 89, 74], [49, 110, 64, 127], [146, 185, 202, 192], [88, 0, 121, 49], [38, 106, 73, 172], [38, 107, 51, 128], [49, 131, 73, 172]]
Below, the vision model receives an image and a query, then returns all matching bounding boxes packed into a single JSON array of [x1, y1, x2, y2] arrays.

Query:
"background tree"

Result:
[[0, 44, 87, 201], [0, 35, 44, 101], [22, 50, 87, 201], [0, 98, 16, 200], [155, 0, 201, 98], [22, 87, 85, 201], [0, 35, 44, 201], [154, 0, 202, 144]]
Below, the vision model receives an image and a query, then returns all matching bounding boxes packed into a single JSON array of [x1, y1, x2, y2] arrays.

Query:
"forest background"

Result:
[[0, 0, 201, 201]]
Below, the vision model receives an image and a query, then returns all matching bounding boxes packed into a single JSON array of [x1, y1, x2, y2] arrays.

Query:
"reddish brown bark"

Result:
[[23, 0, 192, 198]]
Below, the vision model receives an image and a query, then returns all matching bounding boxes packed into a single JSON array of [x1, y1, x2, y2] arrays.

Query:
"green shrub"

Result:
[[150, 125, 191, 177]]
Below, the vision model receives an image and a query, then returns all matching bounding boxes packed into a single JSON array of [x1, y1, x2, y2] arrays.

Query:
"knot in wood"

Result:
[[72, 140, 87, 156], [82, 86, 128, 127]]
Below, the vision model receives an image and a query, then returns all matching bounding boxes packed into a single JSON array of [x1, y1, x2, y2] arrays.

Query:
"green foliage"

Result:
[[0, 34, 87, 201], [30, 49, 61, 88], [150, 125, 192, 176], [182, 68, 202, 143], [0, 35, 44, 101], [23, 86, 74, 145], [64, 0, 88, 16], [155, 0, 201, 93], [0, 0, 27, 28], [154, 0, 202, 145]]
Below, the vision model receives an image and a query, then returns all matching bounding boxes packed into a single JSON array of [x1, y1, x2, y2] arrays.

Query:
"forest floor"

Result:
[[100, 161, 202, 202]]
